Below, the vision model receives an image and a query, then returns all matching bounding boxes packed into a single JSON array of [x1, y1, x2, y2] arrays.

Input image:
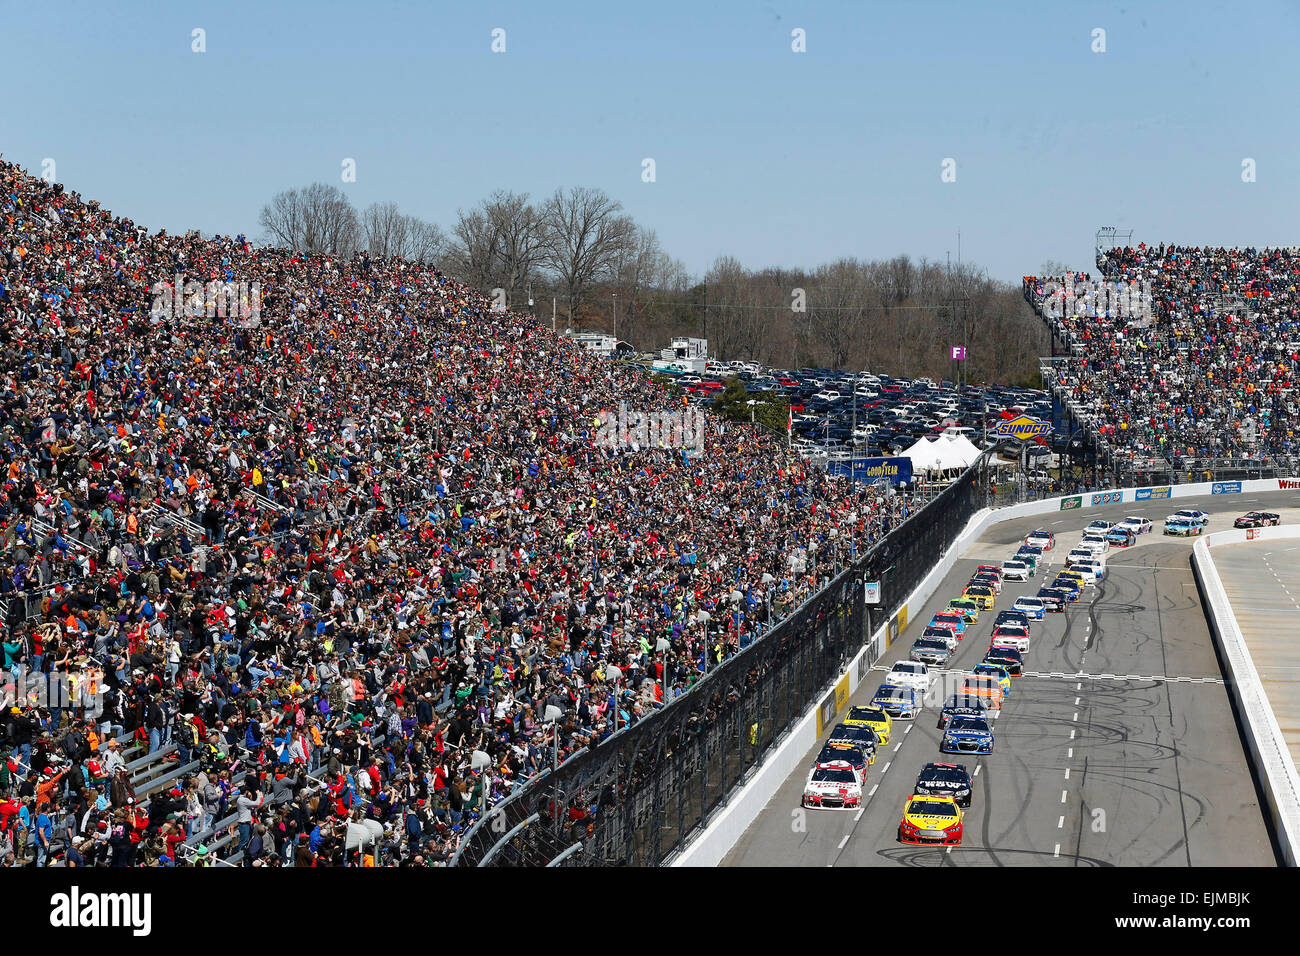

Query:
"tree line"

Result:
[[258, 183, 1048, 385]]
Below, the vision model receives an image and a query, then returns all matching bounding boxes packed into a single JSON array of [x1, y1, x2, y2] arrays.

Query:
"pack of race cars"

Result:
[[801, 503, 1285, 845]]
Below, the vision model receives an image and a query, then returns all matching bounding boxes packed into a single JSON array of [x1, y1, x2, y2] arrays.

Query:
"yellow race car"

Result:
[[947, 598, 981, 624], [844, 704, 893, 746], [898, 794, 964, 845], [962, 585, 997, 610]]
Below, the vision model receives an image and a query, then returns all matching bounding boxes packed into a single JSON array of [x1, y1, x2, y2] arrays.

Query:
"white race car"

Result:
[[802, 760, 864, 809], [886, 660, 932, 693], [1166, 509, 1210, 526], [1116, 516, 1152, 534], [1080, 534, 1110, 554], [1001, 560, 1032, 581], [1083, 519, 1115, 535]]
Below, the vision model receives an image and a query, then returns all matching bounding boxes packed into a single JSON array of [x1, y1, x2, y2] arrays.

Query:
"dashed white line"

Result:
[[904, 724, 913, 735], [1061, 790, 1068, 803], [1074, 697, 1081, 706], [838, 834, 850, 850], [894, 741, 903, 752], [1054, 843, 1061, 858], [1073, 712, 1079, 721], [974, 765, 981, 777], [1076, 682, 1082, 690], [868, 783, 879, 797], [1070, 729, 1076, 739], [881, 762, 891, 774], [1068, 748, 1073, 758], [1058, 815, 1065, 828], [946, 845, 953, 854], [1064, 768, 1071, 779]]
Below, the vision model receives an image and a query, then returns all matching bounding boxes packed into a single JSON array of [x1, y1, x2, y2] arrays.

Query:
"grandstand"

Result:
[[0, 159, 926, 866], [1024, 243, 1300, 486]]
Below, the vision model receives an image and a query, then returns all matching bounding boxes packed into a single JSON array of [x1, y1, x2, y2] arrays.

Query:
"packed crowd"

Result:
[[1024, 245, 1300, 467], [0, 160, 921, 866]]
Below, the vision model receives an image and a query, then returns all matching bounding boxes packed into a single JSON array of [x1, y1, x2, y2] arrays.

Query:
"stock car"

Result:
[[990, 624, 1030, 654], [1012, 595, 1046, 619], [941, 715, 996, 754], [922, 625, 960, 651], [1105, 526, 1136, 547], [1025, 529, 1055, 550], [970, 662, 1013, 694], [1014, 549, 1040, 571], [816, 743, 869, 776], [1065, 547, 1095, 567], [1117, 516, 1153, 535], [1035, 587, 1068, 611], [802, 760, 864, 809], [984, 646, 1023, 676], [969, 572, 1002, 594], [938, 693, 993, 728], [1235, 511, 1281, 528], [995, 609, 1032, 630], [1050, 577, 1081, 602], [1166, 509, 1210, 526], [962, 584, 997, 610], [898, 794, 965, 845], [873, 683, 923, 718], [1074, 558, 1106, 582], [885, 660, 932, 693], [1084, 519, 1115, 535], [827, 723, 879, 762], [947, 598, 981, 624], [914, 762, 974, 808], [844, 705, 893, 745], [1057, 568, 1090, 590], [910, 637, 952, 666], [1163, 518, 1204, 537], [959, 676, 1005, 711], [929, 611, 967, 639], [1080, 534, 1110, 554], [974, 564, 1005, 583], [1001, 559, 1033, 581]]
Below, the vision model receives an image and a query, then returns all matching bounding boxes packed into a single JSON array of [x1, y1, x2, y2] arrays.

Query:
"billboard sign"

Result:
[[951, 345, 967, 361], [863, 581, 881, 605], [989, 414, 1053, 441], [829, 456, 913, 486], [1212, 482, 1242, 495], [1060, 496, 1082, 511], [1091, 491, 1124, 506]]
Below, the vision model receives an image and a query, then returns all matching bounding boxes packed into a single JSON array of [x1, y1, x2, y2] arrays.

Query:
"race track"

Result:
[[723, 492, 1287, 867]]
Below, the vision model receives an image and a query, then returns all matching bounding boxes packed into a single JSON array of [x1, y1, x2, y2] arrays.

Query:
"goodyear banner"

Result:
[[1135, 486, 1171, 501], [829, 456, 913, 486], [832, 455, 915, 486], [989, 414, 1053, 441], [1212, 481, 1242, 495], [1060, 495, 1082, 511]]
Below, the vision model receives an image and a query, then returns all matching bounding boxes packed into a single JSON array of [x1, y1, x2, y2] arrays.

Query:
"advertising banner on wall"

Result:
[[829, 457, 913, 486]]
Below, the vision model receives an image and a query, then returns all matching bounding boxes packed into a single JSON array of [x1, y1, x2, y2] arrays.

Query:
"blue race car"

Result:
[[872, 683, 922, 719], [941, 715, 996, 754]]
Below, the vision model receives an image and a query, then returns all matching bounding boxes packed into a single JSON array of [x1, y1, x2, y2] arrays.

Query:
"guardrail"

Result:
[[1191, 527, 1300, 866]]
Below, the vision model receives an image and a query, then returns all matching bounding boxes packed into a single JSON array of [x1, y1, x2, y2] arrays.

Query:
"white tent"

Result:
[[901, 436, 941, 472], [943, 434, 984, 469]]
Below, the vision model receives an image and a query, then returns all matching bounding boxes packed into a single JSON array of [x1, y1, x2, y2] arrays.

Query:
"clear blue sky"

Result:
[[6, 0, 1298, 283]]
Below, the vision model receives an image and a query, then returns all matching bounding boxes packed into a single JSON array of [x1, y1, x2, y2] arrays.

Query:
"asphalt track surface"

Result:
[[1213, 543, 1300, 772], [724, 492, 1287, 867]]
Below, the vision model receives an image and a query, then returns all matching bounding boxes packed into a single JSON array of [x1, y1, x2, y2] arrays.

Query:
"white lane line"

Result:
[[905, 724, 913, 735], [1068, 747, 1073, 758], [1054, 843, 1061, 858], [881, 762, 891, 774], [868, 784, 879, 797], [855, 807, 865, 821], [1061, 790, 1068, 803], [974, 765, 981, 777], [946, 845, 953, 855], [1070, 729, 1076, 739], [1076, 682, 1082, 690], [838, 834, 850, 850], [1064, 768, 1071, 779], [1074, 697, 1080, 706], [894, 741, 903, 752], [1058, 815, 1065, 828], [1073, 712, 1079, 721]]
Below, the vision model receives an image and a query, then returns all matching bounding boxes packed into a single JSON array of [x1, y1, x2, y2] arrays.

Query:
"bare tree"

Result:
[[540, 186, 635, 324], [445, 207, 502, 291], [484, 191, 544, 300], [360, 202, 446, 264], [259, 183, 359, 256]]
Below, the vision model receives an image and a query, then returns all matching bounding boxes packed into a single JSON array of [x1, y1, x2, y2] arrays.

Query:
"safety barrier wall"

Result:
[[1192, 526, 1300, 867], [670, 475, 1300, 866]]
